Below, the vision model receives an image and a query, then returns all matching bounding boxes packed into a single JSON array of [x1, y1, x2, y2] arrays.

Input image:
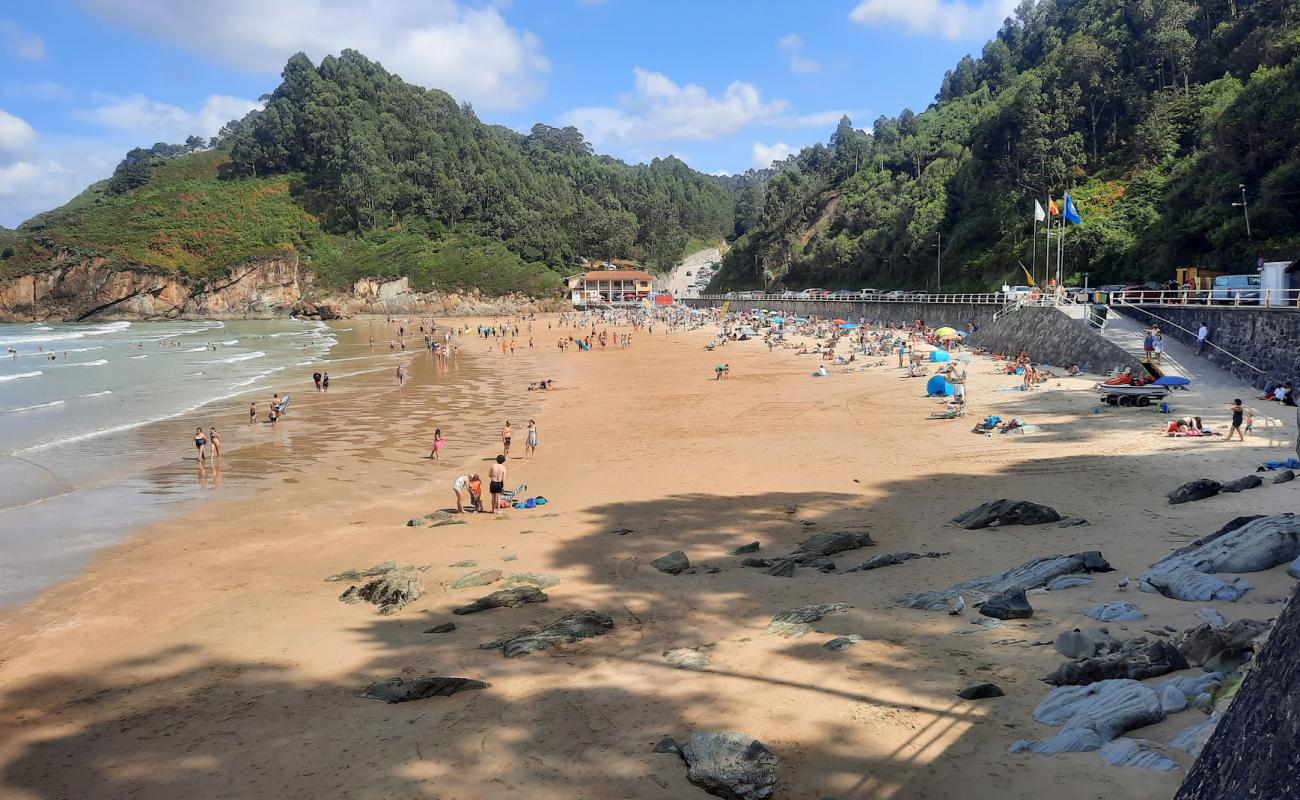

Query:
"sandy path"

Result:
[[0, 315, 1295, 800]]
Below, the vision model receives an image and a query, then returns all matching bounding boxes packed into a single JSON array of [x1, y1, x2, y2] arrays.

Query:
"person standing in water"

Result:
[[209, 427, 221, 460], [488, 455, 507, 513], [313, 371, 322, 391], [502, 421, 513, 456], [430, 428, 445, 459], [525, 419, 538, 458], [248, 402, 257, 424], [194, 427, 208, 461], [322, 372, 330, 390]]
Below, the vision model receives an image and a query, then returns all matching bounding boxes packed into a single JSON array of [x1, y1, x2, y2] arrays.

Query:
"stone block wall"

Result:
[[966, 306, 1144, 375], [1122, 305, 1300, 388]]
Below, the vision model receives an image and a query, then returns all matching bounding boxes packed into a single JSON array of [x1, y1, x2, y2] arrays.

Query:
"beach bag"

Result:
[[535, 496, 548, 505], [525, 498, 537, 509]]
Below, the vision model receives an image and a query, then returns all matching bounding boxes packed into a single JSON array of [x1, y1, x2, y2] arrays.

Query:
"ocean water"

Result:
[[0, 318, 340, 604]]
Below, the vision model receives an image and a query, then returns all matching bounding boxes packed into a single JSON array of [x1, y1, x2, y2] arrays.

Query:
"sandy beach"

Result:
[[0, 312, 1295, 800]]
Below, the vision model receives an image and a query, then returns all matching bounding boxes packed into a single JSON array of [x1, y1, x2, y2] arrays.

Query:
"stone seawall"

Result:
[[967, 306, 1144, 376], [1120, 305, 1300, 388], [681, 299, 1001, 328]]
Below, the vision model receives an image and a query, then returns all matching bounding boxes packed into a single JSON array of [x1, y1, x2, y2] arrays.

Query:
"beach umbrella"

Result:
[[934, 326, 957, 338], [771, 316, 785, 324], [833, 318, 847, 324], [839, 322, 858, 330], [738, 328, 758, 336]]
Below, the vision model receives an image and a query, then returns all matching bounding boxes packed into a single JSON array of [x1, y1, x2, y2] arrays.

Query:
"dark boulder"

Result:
[[1168, 479, 1221, 505], [1044, 638, 1188, 686], [355, 569, 426, 615], [794, 530, 875, 556], [1176, 619, 1270, 668], [652, 551, 690, 575], [957, 682, 1005, 700], [452, 586, 549, 615], [362, 675, 488, 703], [679, 731, 779, 800], [1272, 469, 1295, 484], [731, 542, 761, 555], [1054, 628, 1122, 660], [953, 499, 1061, 529], [740, 558, 772, 568], [480, 610, 614, 657], [1221, 475, 1263, 493], [423, 622, 456, 634], [979, 588, 1033, 620]]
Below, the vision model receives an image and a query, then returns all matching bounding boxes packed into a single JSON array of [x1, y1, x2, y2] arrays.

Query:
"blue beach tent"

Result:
[[930, 349, 952, 363], [926, 375, 954, 396]]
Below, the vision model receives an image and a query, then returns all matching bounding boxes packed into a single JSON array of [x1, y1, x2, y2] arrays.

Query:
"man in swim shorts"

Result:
[[488, 455, 507, 514]]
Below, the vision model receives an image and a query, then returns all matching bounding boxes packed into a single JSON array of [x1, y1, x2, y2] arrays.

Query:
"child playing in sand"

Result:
[[468, 475, 483, 512]]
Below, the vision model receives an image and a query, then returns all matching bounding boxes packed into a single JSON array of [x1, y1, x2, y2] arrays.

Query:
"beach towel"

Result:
[[1261, 457, 1300, 470]]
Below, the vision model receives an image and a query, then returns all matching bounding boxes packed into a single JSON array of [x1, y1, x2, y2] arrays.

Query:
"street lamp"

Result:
[[1231, 184, 1252, 240], [932, 233, 942, 292]]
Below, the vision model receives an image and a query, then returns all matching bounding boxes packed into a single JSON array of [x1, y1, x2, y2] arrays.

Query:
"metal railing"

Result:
[[1112, 288, 1300, 308], [695, 292, 1013, 304]]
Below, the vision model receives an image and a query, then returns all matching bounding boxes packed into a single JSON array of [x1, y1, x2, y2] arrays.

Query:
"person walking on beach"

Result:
[[322, 372, 330, 390], [313, 371, 322, 391], [1226, 399, 1245, 442], [488, 455, 507, 513], [502, 421, 513, 456], [194, 427, 208, 461], [248, 402, 256, 424], [525, 420, 538, 458], [430, 428, 445, 459], [1195, 322, 1209, 355], [208, 428, 221, 460], [396, 365, 406, 386]]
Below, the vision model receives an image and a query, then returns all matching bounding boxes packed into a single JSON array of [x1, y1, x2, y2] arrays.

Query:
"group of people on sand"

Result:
[[1165, 399, 1251, 442], [192, 426, 222, 461], [451, 454, 509, 514]]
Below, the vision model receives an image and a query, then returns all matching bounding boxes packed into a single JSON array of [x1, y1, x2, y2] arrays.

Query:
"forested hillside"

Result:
[[714, 0, 1300, 291], [3, 51, 733, 293]]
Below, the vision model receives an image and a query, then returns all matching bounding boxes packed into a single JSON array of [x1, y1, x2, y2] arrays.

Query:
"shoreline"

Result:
[[0, 312, 1294, 799]]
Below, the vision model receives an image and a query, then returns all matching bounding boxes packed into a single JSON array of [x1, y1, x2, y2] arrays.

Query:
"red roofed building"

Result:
[[568, 267, 653, 306]]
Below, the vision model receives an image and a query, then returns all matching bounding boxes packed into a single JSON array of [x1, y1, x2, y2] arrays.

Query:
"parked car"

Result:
[[828, 289, 857, 299], [858, 288, 880, 297], [884, 290, 907, 300], [1210, 274, 1262, 304], [1004, 285, 1034, 300]]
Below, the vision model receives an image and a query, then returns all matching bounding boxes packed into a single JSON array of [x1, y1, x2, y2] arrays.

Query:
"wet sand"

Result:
[[0, 314, 1295, 800]]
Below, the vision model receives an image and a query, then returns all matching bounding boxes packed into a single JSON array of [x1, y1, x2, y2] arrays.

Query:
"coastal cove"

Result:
[[1, 311, 1295, 799]]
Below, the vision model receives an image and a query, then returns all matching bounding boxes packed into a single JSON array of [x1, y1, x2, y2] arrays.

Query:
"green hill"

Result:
[[712, 0, 1300, 292], [2, 50, 734, 295]]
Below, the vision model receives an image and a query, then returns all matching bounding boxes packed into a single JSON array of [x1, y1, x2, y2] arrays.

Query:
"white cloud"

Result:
[[0, 108, 37, 156], [776, 33, 820, 74], [752, 141, 794, 168], [3, 80, 70, 100], [78, 93, 260, 139], [769, 109, 866, 129], [1, 20, 45, 61], [76, 0, 549, 110], [848, 0, 1017, 40], [562, 68, 786, 145]]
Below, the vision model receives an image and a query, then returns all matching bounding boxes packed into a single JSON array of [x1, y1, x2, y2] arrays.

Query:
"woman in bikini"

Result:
[[502, 421, 512, 456], [208, 427, 221, 460]]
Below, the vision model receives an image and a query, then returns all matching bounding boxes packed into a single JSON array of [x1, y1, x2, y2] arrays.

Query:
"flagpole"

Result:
[[1031, 213, 1037, 287]]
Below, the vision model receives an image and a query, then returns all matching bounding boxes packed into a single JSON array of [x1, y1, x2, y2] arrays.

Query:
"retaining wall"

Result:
[[966, 306, 1144, 375], [1120, 305, 1300, 389], [681, 299, 1001, 329]]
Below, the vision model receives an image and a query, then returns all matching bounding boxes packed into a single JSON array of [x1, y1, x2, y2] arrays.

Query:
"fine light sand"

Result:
[[0, 314, 1296, 800]]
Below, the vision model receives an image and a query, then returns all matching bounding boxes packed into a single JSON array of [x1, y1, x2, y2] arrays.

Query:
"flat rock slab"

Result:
[[501, 572, 560, 589], [764, 603, 850, 638], [1168, 479, 1222, 505], [1084, 601, 1145, 622], [1009, 679, 1166, 755], [408, 510, 468, 527], [731, 542, 761, 555], [362, 675, 488, 703], [480, 610, 613, 657], [795, 530, 875, 556], [1044, 638, 1188, 686], [1046, 575, 1094, 591], [452, 569, 503, 589], [1139, 514, 1300, 602], [652, 551, 690, 575], [979, 588, 1033, 620], [424, 622, 456, 634], [958, 682, 1005, 700], [679, 731, 778, 800], [1059, 518, 1090, 528], [453, 586, 548, 615], [899, 551, 1111, 611], [846, 551, 948, 572], [664, 648, 711, 670], [953, 499, 1061, 529], [326, 561, 398, 582], [1100, 737, 1179, 770], [341, 568, 426, 615]]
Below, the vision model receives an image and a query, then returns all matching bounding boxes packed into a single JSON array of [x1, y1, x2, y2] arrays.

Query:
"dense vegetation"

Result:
[[4, 50, 732, 292], [713, 0, 1300, 291]]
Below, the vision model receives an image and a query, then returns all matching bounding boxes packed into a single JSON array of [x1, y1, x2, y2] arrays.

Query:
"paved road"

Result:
[[660, 247, 720, 298]]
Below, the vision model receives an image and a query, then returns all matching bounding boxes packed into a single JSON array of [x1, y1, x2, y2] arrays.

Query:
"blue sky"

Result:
[[0, 0, 1018, 227]]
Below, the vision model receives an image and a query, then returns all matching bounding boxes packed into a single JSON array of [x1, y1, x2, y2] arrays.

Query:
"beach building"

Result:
[[569, 267, 653, 307]]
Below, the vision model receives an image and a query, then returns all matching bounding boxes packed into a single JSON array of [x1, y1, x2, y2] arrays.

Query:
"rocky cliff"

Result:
[[0, 254, 562, 321]]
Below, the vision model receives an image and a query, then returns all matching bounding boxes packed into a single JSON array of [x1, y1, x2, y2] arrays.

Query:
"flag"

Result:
[[1034, 199, 1046, 222], [1048, 197, 1061, 216], [1063, 192, 1083, 225], [1021, 263, 1037, 287]]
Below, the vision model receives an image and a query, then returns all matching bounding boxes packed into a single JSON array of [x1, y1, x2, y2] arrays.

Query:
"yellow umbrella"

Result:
[[934, 326, 957, 338]]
